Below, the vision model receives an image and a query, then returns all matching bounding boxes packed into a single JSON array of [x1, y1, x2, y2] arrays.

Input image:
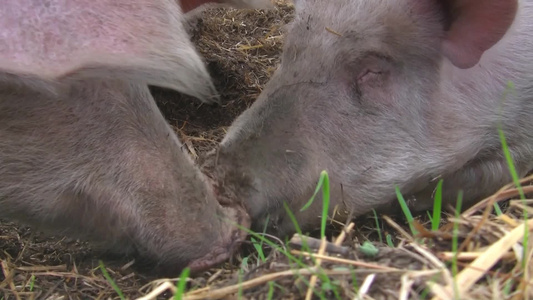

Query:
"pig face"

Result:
[[206, 0, 531, 236]]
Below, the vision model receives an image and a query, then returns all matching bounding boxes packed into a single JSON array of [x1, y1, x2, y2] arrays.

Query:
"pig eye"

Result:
[[352, 54, 392, 90], [357, 69, 384, 84], [343, 53, 393, 96]]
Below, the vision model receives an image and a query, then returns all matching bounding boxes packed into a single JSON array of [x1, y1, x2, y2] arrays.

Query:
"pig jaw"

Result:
[[185, 200, 251, 274], [126, 170, 251, 275], [138, 189, 251, 276]]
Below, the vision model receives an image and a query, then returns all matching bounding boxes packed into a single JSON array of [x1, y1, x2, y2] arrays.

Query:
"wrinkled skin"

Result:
[[206, 0, 533, 237], [0, 0, 269, 275]]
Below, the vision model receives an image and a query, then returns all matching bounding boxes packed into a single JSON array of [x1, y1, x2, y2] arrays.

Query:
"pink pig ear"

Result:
[[0, 0, 218, 103], [441, 0, 518, 69]]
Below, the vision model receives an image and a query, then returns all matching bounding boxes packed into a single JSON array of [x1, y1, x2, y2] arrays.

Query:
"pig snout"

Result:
[[186, 174, 251, 273], [180, 186, 251, 274], [208, 0, 533, 239]]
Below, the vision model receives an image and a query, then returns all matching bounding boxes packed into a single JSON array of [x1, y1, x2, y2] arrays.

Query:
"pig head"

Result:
[[206, 0, 533, 237], [0, 0, 270, 275]]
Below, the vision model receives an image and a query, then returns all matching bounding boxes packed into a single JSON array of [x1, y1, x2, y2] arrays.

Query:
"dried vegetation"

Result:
[[1, 1, 532, 299]]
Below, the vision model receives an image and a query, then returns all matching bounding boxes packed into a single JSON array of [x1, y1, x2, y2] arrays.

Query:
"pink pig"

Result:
[[206, 0, 533, 237], [0, 0, 270, 275]]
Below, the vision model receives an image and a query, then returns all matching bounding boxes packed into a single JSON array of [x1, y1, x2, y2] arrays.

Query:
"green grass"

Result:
[[174, 267, 190, 300], [451, 191, 463, 300], [503, 277, 514, 296], [386, 234, 394, 247], [395, 186, 418, 237], [499, 128, 526, 200], [248, 215, 270, 265], [232, 220, 330, 298], [359, 241, 379, 257], [267, 281, 275, 300], [300, 170, 331, 239], [237, 256, 249, 299], [251, 236, 267, 263], [239, 170, 341, 300], [394, 177, 466, 298], [493, 202, 504, 216], [250, 170, 341, 299], [349, 266, 359, 295], [298, 170, 340, 299], [98, 260, 125, 300], [28, 274, 35, 292], [284, 201, 313, 255], [498, 127, 530, 271], [497, 80, 530, 276], [252, 215, 271, 264], [372, 209, 383, 244], [431, 179, 444, 231]]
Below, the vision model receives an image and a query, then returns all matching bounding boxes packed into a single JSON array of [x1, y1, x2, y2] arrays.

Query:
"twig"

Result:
[[289, 235, 350, 255], [291, 250, 402, 272], [355, 273, 375, 300], [1, 260, 21, 300], [383, 215, 414, 242], [305, 237, 327, 300]]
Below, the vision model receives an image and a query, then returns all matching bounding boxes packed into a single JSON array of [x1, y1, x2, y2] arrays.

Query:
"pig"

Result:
[[205, 0, 533, 237], [0, 0, 270, 275]]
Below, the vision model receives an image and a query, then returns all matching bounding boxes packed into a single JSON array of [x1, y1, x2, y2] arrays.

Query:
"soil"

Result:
[[2, 2, 531, 299]]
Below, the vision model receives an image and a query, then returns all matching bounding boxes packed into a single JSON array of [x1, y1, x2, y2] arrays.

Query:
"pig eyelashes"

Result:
[[357, 68, 384, 84], [349, 62, 391, 99], [347, 52, 393, 87]]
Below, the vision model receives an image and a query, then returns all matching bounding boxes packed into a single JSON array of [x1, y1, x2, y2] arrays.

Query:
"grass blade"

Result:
[[432, 179, 443, 231], [319, 171, 330, 239], [372, 209, 383, 244], [175, 267, 190, 300], [395, 186, 418, 237], [451, 191, 463, 300], [498, 127, 529, 271], [98, 261, 125, 300], [300, 171, 328, 212]]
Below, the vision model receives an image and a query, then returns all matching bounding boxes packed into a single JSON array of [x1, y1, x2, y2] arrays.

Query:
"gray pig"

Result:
[[206, 0, 533, 237], [0, 0, 270, 275]]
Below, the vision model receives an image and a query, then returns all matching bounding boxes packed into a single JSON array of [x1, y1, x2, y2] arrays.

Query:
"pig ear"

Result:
[[180, 0, 273, 12], [0, 0, 218, 103], [441, 0, 518, 69]]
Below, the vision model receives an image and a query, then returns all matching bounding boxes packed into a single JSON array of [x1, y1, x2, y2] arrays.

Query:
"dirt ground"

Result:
[[2, 2, 533, 300]]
